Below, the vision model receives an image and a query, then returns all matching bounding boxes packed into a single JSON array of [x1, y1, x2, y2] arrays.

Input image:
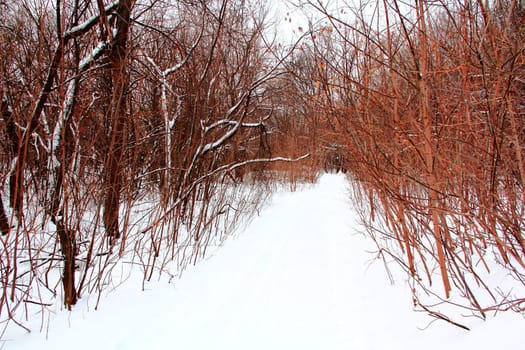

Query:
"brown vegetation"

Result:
[[0, 0, 306, 333], [298, 0, 525, 327], [0, 0, 523, 335]]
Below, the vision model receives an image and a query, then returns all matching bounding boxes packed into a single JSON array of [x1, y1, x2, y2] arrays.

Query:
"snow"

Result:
[[2, 174, 524, 349]]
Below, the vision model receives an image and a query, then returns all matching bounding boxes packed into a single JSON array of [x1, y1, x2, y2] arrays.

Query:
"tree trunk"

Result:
[[56, 221, 78, 309], [0, 194, 9, 235], [0, 99, 15, 235], [103, 0, 133, 244]]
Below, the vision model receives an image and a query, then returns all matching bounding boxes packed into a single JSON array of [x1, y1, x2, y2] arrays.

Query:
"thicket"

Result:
[[298, 0, 525, 328], [0, 0, 312, 334], [1, 0, 524, 335]]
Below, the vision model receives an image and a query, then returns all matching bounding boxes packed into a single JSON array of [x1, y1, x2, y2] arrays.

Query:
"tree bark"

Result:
[[103, 0, 133, 244], [0, 98, 15, 235], [0, 194, 9, 235]]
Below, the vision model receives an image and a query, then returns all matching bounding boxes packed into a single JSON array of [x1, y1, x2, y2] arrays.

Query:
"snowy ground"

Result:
[[2, 174, 524, 349]]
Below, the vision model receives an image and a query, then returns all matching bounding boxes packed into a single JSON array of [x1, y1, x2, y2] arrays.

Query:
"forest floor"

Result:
[[3, 174, 524, 349]]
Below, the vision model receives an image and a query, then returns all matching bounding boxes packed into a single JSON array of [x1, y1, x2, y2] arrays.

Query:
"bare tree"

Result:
[[296, 0, 525, 327], [0, 0, 306, 335]]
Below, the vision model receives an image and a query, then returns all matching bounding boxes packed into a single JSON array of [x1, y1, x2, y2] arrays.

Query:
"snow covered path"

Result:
[[4, 174, 524, 349]]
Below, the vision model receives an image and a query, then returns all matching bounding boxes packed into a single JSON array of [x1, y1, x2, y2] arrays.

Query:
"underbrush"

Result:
[[1, 172, 311, 337], [348, 178, 525, 330]]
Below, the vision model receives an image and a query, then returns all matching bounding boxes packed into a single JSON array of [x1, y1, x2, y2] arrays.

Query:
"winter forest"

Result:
[[1, 0, 524, 342]]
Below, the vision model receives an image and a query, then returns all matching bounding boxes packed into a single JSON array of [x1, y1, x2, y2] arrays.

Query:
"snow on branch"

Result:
[[200, 92, 250, 155], [203, 110, 272, 133], [79, 41, 108, 70], [201, 123, 240, 155], [140, 154, 310, 235], [203, 119, 267, 133], [64, 1, 119, 40], [222, 154, 311, 174]]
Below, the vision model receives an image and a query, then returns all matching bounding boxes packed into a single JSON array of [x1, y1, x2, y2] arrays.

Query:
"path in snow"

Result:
[[4, 174, 524, 349]]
